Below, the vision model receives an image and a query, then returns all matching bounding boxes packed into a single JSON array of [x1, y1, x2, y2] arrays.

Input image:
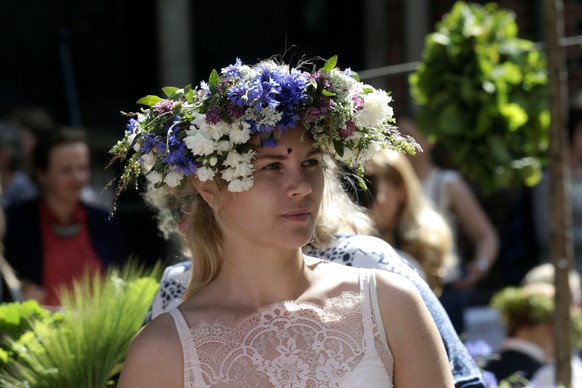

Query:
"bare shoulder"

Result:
[[129, 312, 181, 353], [117, 312, 183, 388], [373, 270, 422, 311], [373, 270, 454, 386]]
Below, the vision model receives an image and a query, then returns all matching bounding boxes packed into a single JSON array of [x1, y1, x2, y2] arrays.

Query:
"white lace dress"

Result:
[[168, 269, 394, 387]]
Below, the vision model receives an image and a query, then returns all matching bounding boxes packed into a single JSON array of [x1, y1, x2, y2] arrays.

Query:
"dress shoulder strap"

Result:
[[168, 307, 199, 388], [360, 270, 389, 348]]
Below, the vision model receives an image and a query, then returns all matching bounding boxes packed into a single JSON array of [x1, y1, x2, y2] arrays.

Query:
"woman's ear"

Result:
[[190, 175, 217, 207]]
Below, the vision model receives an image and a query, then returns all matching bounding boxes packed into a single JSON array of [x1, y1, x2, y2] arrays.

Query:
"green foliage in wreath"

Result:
[[409, 1, 549, 192], [490, 286, 554, 325]]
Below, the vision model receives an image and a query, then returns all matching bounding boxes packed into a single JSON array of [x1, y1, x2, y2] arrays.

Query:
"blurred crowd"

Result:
[[0, 107, 174, 306]]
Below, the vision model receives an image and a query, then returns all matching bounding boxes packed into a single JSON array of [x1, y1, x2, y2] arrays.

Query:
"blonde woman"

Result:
[[366, 149, 453, 295], [113, 57, 454, 387]]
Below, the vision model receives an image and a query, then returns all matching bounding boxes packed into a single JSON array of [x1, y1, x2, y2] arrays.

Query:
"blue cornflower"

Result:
[[261, 137, 278, 147], [277, 113, 301, 130], [277, 69, 308, 128], [249, 120, 276, 134], [163, 134, 197, 175], [253, 79, 281, 111], [227, 81, 253, 108], [141, 133, 166, 154], [221, 58, 243, 78], [162, 134, 183, 165], [250, 65, 284, 111], [127, 118, 138, 134], [200, 81, 211, 96]]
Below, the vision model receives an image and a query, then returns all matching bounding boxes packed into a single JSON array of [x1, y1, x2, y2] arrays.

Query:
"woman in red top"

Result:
[[4, 129, 126, 306]]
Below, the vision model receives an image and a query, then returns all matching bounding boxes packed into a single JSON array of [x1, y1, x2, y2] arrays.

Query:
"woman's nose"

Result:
[[287, 168, 312, 198]]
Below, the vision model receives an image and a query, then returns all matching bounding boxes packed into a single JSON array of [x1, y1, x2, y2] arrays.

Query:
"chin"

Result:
[[282, 230, 315, 249]]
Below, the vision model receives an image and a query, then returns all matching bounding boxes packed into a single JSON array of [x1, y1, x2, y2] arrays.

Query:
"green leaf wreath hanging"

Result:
[[409, 1, 549, 192]]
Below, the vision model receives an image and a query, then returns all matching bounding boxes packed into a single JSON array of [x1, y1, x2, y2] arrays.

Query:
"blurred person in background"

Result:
[[3, 128, 126, 306], [400, 116, 499, 335], [364, 148, 453, 295], [521, 262, 582, 387], [483, 283, 557, 385], [0, 120, 38, 208], [5, 105, 56, 175], [532, 107, 582, 275], [483, 264, 582, 386]]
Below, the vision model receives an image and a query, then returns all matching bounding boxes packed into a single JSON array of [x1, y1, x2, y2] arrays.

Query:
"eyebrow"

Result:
[[255, 148, 322, 161]]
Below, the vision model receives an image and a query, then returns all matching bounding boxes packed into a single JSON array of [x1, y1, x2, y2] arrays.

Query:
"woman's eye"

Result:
[[263, 162, 281, 170], [302, 159, 320, 168]]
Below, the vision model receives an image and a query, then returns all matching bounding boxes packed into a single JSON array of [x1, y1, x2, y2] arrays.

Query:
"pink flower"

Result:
[[153, 99, 174, 115], [338, 120, 356, 139]]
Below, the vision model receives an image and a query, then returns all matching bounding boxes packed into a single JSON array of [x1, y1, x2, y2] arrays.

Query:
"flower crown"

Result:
[[109, 56, 418, 195]]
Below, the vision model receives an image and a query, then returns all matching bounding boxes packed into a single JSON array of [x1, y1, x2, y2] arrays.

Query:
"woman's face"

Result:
[[39, 142, 90, 203], [216, 126, 324, 250], [369, 177, 405, 234]]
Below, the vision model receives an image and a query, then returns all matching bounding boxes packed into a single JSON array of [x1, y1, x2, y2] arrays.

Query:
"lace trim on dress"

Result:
[[169, 269, 393, 387]]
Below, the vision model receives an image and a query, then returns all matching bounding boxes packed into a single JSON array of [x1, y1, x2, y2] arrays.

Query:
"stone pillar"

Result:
[[363, 0, 390, 90], [156, 0, 193, 86], [404, 0, 429, 62]]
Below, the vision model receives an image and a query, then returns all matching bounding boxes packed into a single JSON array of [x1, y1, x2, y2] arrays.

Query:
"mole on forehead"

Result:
[[287, 148, 292, 154]]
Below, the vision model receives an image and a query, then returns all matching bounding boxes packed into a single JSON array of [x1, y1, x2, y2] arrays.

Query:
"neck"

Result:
[[513, 324, 554, 362], [212, 243, 309, 310], [43, 195, 79, 224]]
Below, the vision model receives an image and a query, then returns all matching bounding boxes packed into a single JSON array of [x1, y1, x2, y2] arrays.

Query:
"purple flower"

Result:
[[339, 121, 356, 139], [227, 102, 244, 119], [352, 94, 364, 111], [205, 106, 223, 124], [310, 72, 331, 92], [465, 340, 494, 359], [481, 371, 497, 387], [153, 99, 174, 115]]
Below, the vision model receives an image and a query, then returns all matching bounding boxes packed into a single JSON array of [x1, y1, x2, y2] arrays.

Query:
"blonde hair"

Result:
[[143, 154, 375, 300], [367, 149, 452, 293], [521, 263, 582, 307]]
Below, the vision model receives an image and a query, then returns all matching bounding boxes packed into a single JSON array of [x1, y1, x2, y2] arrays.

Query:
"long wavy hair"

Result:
[[366, 149, 452, 293]]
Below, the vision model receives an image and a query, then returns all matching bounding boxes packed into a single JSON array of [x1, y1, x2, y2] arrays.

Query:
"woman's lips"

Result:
[[282, 210, 311, 222]]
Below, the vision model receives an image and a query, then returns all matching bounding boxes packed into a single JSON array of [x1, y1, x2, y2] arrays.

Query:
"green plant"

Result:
[[0, 262, 161, 387], [0, 300, 57, 365], [409, 1, 549, 192]]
